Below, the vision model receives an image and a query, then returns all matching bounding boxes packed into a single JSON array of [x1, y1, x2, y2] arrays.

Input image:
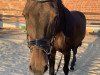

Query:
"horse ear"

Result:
[[22, 0, 33, 17]]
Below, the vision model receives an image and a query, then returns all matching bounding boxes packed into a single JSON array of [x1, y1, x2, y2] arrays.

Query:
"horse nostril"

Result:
[[44, 65, 48, 73]]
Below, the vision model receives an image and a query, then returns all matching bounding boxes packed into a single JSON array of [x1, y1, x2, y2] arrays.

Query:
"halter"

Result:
[[26, 0, 62, 74], [28, 37, 55, 55]]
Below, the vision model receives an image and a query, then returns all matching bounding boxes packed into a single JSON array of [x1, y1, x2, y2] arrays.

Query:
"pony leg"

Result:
[[70, 47, 78, 70], [48, 50, 56, 75], [63, 50, 71, 75]]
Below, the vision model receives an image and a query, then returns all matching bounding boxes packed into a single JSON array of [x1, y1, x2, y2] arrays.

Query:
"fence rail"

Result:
[[0, 12, 100, 28], [83, 12, 100, 26], [0, 14, 25, 28]]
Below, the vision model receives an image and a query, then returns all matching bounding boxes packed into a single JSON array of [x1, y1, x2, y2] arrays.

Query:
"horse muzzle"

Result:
[[29, 65, 48, 74]]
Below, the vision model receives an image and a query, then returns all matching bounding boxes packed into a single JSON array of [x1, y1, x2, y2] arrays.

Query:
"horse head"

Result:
[[23, 0, 59, 74]]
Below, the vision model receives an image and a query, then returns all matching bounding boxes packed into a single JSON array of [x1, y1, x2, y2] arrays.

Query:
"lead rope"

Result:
[[55, 54, 63, 75], [53, 2, 63, 74]]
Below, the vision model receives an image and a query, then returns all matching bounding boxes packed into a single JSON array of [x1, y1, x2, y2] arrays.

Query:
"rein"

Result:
[[55, 54, 63, 75]]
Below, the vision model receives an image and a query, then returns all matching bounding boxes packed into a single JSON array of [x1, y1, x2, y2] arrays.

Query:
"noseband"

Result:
[[28, 37, 55, 55]]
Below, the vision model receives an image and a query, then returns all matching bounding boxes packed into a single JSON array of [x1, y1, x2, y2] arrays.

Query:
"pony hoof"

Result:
[[70, 67, 74, 71]]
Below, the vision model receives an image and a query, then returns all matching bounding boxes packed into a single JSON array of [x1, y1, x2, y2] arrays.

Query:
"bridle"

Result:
[[26, 0, 62, 74], [27, 37, 55, 55], [27, 0, 57, 55], [27, 36, 62, 75]]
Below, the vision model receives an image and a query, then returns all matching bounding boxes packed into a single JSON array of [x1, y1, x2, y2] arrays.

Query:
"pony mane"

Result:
[[57, 0, 64, 8], [56, 0, 75, 39]]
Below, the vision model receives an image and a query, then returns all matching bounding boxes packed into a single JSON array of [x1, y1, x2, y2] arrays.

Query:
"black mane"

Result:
[[57, 0, 75, 38]]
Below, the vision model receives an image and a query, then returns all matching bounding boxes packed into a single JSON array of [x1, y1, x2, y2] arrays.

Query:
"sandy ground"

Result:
[[0, 29, 100, 75]]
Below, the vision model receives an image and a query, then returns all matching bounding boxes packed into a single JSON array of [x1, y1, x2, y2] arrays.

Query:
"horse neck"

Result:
[[56, 0, 71, 17]]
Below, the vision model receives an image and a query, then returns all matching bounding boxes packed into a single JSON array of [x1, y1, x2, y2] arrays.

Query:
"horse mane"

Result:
[[57, 0, 65, 9], [57, 0, 63, 5], [57, 0, 75, 40]]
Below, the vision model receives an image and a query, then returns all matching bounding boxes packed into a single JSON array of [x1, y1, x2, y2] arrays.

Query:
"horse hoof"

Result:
[[70, 67, 74, 71]]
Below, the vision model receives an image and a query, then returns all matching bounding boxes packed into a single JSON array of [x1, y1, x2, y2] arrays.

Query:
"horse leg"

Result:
[[63, 49, 71, 75], [48, 50, 56, 75], [70, 47, 78, 70]]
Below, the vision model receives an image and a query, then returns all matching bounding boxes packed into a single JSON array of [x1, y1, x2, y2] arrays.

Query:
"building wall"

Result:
[[0, 0, 100, 28], [0, 0, 99, 16], [63, 0, 100, 12], [0, 0, 26, 28], [63, 0, 100, 22], [0, 0, 26, 16]]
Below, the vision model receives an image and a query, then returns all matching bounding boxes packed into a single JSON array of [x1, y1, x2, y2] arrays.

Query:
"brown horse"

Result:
[[23, 0, 86, 75]]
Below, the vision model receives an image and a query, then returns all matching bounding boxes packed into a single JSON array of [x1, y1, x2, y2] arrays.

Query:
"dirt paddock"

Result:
[[0, 28, 100, 75]]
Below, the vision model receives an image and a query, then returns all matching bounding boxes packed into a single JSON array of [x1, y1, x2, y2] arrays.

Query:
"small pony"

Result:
[[23, 0, 86, 75]]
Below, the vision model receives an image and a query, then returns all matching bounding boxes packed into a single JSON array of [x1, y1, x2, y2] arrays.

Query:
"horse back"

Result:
[[71, 11, 86, 46]]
